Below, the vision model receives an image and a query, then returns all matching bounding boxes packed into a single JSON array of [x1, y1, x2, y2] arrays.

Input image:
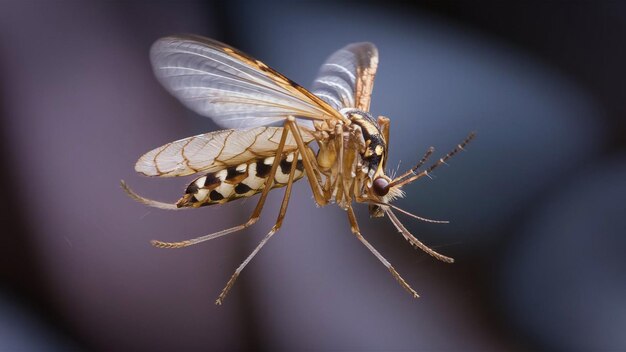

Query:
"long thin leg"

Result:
[[356, 196, 448, 224], [346, 206, 419, 299], [285, 116, 328, 206], [151, 125, 293, 249], [330, 124, 342, 199], [332, 123, 351, 205], [377, 116, 390, 150], [385, 209, 454, 263], [215, 151, 300, 305]]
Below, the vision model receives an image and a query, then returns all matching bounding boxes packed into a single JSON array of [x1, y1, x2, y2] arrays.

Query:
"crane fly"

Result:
[[121, 35, 475, 305]]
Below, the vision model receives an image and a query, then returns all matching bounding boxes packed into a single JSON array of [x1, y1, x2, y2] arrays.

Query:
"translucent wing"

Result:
[[151, 35, 343, 129], [135, 127, 315, 177], [311, 42, 379, 111]]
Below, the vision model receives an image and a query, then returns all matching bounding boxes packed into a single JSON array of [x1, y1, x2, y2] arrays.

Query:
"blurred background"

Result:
[[1, 1, 625, 351]]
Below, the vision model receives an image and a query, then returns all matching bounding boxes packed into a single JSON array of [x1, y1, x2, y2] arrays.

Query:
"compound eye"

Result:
[[372, 177, 390, 196]]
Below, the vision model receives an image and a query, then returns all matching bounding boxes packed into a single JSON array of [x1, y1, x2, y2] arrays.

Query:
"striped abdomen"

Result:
[[176, 152, 304, 208]]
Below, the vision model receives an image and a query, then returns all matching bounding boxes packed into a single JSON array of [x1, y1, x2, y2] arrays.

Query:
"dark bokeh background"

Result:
[[1, 1, 625, 351]]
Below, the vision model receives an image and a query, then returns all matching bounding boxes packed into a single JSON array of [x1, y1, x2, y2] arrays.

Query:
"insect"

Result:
[[121, 35, 475, 305]]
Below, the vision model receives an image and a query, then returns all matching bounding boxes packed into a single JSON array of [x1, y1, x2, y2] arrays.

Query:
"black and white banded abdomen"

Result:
[[176, 152, 304, 208]]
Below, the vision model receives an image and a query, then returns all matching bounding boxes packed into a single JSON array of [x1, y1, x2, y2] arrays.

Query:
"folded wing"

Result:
[[135, 127, 315, 177], [151, 35, 343, 129]]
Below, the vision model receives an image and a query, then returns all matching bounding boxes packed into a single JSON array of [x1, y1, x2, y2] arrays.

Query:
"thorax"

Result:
[[314, 109, 387, 207]]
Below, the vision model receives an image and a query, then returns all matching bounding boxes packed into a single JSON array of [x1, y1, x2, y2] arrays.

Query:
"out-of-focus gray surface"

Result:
[[502, 155, 626, 351], [0, 1, 624, 351]]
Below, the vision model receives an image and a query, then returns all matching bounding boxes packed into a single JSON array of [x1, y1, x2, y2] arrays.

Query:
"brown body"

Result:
[[122, 35, 475, 305], [178, 152, 304, 207], [177, 109, 392, 213]]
